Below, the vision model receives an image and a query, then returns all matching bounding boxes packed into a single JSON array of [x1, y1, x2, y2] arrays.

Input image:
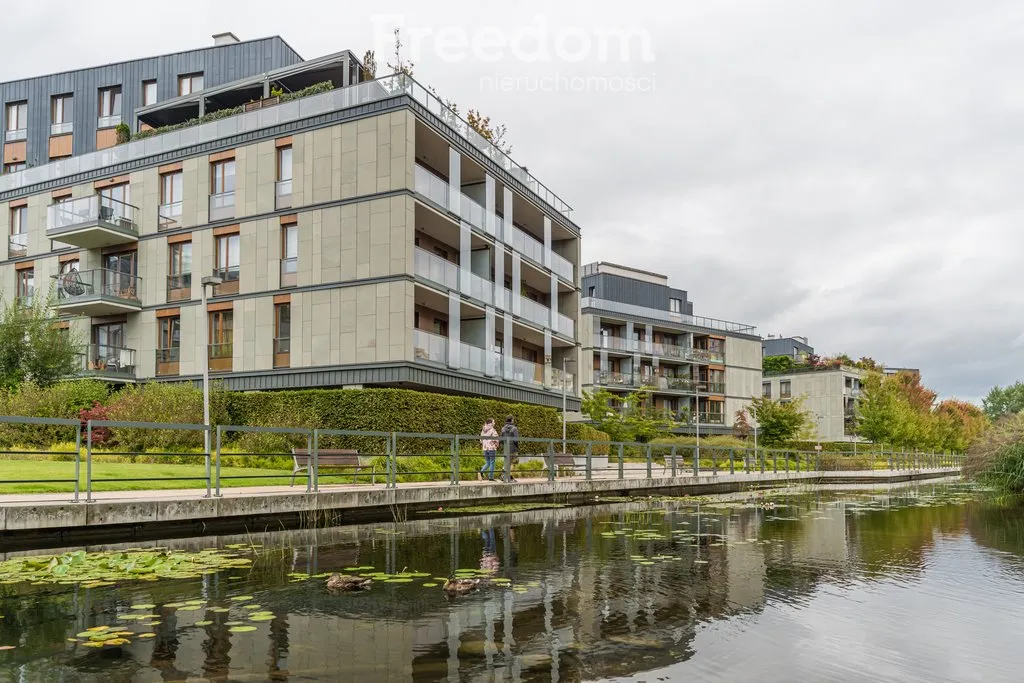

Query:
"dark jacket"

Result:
[[500, 423, 519, 453]]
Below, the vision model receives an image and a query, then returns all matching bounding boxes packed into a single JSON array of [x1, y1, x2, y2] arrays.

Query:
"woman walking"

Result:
[[479, 418, 499, 481]]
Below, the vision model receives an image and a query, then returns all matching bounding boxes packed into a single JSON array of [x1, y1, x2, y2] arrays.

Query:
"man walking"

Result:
[[500, 415, 520, 482]]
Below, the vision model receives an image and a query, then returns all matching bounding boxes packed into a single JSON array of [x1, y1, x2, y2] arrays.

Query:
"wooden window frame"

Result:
[[273, 302, 291, 368], [156, 315, 181, 376], [178, 73, 204, 96], [210, 159, 235, 195], [98, 86, 122, 119], [214, 232, 240, 295], [10, 205, 26, 235], [276, 145, 293, 182], [6, 101, 27, 131], [167, 241, 192, 302], [142, 80, 157, 107], [16, 268, 33, 301], [208, 310, 233, 372], [160, 170, 182, 204]]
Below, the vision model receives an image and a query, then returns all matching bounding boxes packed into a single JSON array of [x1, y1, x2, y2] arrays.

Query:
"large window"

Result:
[[281, 224, 298, 287], [16, 269, 33, 307], [178, 73, 204, 96], [5, 101, 27, 140], [274, 303, 290, 368], [156, 316, 181, 375], [98, 87, 122, 126], [142, 80, 158, 106], [9, 205, 27, 258], [214, 232, 240, 295], [780, 380, 792, 398], [277, 146, 292, 181], [99, 183, 129, 208], [762, 382, 772, 398], [51, 95, 73, 134], [159, 171, 183, 229], [208, 310, 233, 371], [103, 250, 138, 300], [211, 160, 235, 195], [669, 298, 682, 314], [167, 242, 192, 301]]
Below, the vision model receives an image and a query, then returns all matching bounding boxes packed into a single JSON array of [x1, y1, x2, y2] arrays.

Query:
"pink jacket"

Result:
[[481, 424, 499, 452]]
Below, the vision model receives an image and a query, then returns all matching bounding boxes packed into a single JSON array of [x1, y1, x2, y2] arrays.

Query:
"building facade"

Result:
[[762, 366, 865, 441], [0, 41, 582, 409], [580, 262, 761, 433], [762, 334, 814, 362], [0, 34, 303, 171]]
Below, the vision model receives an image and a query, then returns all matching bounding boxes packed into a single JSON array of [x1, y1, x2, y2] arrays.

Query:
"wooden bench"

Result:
[[550, 453, 584, 477], [290, 449, 374, 486]]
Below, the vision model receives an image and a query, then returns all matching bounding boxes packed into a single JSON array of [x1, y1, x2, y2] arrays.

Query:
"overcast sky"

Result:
[[7, 1, 1019, 403]]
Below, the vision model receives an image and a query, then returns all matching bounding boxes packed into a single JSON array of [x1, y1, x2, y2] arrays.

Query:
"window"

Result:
[[90, 322, 132, 374], [50, 95, 73, 135], [208, 310, 233, 371], [3, 163, 25, 174], [167, 242, 192, 301], [277, 146, 293, 182], [588, 286, 596, 297], [178, 73, 204, 96], [16, 269, 33, 307], [211, 160, 235, 195], [159, 171, 183, 229], [762, 382, 772, 398], [214, 232, 240, 295], [99, 183, 129, 207], [156, 316, 181, 375], [59, 259, 80, 276], [98, 87, 122, 125], [103, 250, 138, 300], [281, 224, 298, 288], [274, 303, 291, 367], [5, 101, 27, 140], [669, 298, 682, 314], [780, 380, 792, 398], [10, 205, 26, 235], [432, 319, 448, 337], [142, 80, 157, 106]]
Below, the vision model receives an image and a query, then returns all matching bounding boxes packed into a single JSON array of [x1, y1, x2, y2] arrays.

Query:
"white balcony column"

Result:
[[544, 330, 553, 388], [485, 175, 496, 236], [645, 324, 654, 355], [502, 315, 513, 381], [543, 216, 552, 269], [448, 149, 461, 215], [447, 292, 461, 370], [459, 221, 472, 296], [501, 187, 513, 243], [549, 272, 558, 332], [485, 306, 497, 377], [494, 245, 506, 311], [511, 253, 522, 317]]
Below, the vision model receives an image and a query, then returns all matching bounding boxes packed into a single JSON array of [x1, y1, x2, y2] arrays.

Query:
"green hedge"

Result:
[[0, 381, 110, 447]]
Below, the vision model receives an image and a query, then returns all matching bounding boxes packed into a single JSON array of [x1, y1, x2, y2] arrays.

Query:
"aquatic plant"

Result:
[[0, 548, 254, 586]]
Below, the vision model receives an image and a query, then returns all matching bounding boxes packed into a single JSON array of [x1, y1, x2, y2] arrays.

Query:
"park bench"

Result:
[[549, 453, 585, 477], [290, 449, 375, 486]]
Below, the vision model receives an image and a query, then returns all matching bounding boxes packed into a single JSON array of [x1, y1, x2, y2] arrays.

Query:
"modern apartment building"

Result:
[[762, 365, 865, 441], [0, 37, 582, 409], [762, 334, 814, 362], [0, 33, 303, 170], [580, 263, 761, 433]]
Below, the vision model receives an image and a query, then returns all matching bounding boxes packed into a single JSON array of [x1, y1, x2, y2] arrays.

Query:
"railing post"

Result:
[[760, 448, 765, 474], [785, 451, 790, 474], [390, 432, 398, 488], [73, 423, 81, 504], [204, 425, 212, 498], [308, 431, 316, 493], [646, 444, 652, 479], [86, 420, 93, 503], [452, 435, 460, 486], [548, 440, 556, 482], [670, 446, 677, 478], [618, 444, 625, 480], [729, 448, 735, 475], [693, 445, 699, 477], [503, 436, 512, 484], [215, 425, 223, 497], [888, 448, 893, 471], [712, 448, 718, 476], [773, 450, 778, 474], [586, 442, 592, 480]]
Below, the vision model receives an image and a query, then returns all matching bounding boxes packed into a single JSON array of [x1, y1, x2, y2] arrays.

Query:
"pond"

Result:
[[0, 481, 1021, 682]]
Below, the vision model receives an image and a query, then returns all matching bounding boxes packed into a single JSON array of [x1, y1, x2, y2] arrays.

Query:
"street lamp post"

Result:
[[200, 275, 223, 455], [561, 356, 577, 454], [695, 381, 702, 462]]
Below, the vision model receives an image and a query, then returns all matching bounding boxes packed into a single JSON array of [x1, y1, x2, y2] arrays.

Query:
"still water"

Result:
[[0, 481, 1022, 682]]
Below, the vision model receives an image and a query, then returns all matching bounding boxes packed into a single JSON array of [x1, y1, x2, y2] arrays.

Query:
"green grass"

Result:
[[0, 460, 305, 494]]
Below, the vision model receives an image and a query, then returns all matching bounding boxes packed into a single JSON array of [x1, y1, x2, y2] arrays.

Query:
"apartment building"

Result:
[[762, 365, 865, 441], [0, 38, 581, 409], [762, 334, 814, 362], [580, 263, 761, 433]]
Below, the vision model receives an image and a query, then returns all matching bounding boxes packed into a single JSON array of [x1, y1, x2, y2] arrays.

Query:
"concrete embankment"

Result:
[[0, 468, 959, 550]]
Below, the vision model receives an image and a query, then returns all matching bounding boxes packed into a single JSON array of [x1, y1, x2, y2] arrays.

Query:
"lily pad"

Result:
[[229, 595, 254, 602], [249, 614, 275, 622], [178, 605, 203, 612], [196, 620, 213, 626], [242, 604, 262, 610], [138, 633, 157, 639], [130, 604, 156, 610], [230, 625, 258, 633], [384, 578, 414, 583], [209, 607, 230, 613], [422, 582, 439, 588]]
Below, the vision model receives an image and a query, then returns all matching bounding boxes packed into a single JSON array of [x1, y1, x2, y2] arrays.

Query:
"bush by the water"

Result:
[[964, 413, 1024, 491], [0, 381, 110, 446]]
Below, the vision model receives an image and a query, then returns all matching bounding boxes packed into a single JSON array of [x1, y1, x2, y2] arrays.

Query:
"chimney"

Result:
[[213, 32, 241, 46]]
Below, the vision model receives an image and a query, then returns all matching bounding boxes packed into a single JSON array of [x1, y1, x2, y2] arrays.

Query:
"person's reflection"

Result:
[[481, 528, 499, 574]]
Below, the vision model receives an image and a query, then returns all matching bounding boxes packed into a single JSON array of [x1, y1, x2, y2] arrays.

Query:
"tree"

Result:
[[732, 409, 752, 438], [386, 28, 415, 78], [0, 294, 80, 390], [748, 396, 812, 446], [982, 382, 1024, 421], [762, 355, 793, 373], [581, 388, 678, 443], [360, 50, 377, 80], [934, 399, 987, 452], [856, 373, 909, 446]]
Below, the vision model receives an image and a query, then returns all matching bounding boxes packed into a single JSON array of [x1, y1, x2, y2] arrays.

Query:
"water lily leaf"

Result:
[[138, 633, 156, 639], [81, 642, 104, 648], [243, 604, 261, 610], [196, 620, 213, 626], [249, 615, 274, 622], [384, 578, 414, 583], [178, 605, 203, 612], [230, 625, 258, 633], [225, 621, 244, 626], [422, 583, 439, 587], [229, 595, 254, 602], [129, 604, 156, 610], [164, 602, 186, 608]]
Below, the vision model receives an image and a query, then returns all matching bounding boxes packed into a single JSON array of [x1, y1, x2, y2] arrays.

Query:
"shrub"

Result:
[[105, 383, 229, 451], [818, 453, 876, 471], [964, 413, 1024, 491], [79, 401, 112, 446], [0, 381, 109, 447], [651, 435, 749, 450]]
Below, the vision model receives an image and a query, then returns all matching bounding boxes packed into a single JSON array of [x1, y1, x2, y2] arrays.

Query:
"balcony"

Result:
[[517, 294, 551, 329], [209, 192, 235, 221], [209, 343, 233, 372], [550, 252, 573, 282], [505, 355, 544, 387], [582, 296, 756, 335], [53, 268, 141, 316], [158, 202, 182, 231], [280, 258, 297, 288], [8, 233, 27, 258], [461, 342, 501, 376], [701, 382, 726, 394], [413, 329, 448, 364], [275, 179, 293, 210], [212, 267, 239, 296], [46, 196, 138, 249], [551, 367, 575, 393], [594, 334, 719, 363], [696, 412, 725, 425], [508, 224, 546, 269], [166, 273, 191, 302], [460, 195, 493, 238], [273, 337, 290, 368], [414, 247, 458, 290], [414, 164, 450, 208], [556, 312, 575, 338], [595, 371, 644, 389], [78, 344, 136, 382], [595, 335, 639, 354], [689, 348, 726, 364], [155, 348, 180, 377]]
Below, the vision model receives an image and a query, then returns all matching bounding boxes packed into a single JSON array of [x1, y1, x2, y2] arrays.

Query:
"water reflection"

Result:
[[0, 483, 1020, 682]]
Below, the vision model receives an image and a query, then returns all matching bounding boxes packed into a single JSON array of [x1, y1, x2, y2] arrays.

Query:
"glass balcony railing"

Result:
[[280, 257, 297, 288], [582, 297, 756, 335], [155, 348, 180, 376], [702, 382, 726, 394], [5, 128, 26, 142], [460, 195, 488, 234], [556, 312, 575, 338], [275, 179, 293, 209], [209, 191, 235, 221], [596, 371, 643, 388], [414, 164, 451, 208], [158, 202, 182, 231], [8, 233, 27, 258], [212, 266, 240, 295], [79, 344, 136, 379], [414, 247, 458, 290], [413, 329, 448, 364], [594, 335, 722, 363], [53, 268, 141, 312], [551, 367, 575, 393], [166, 273, 191, 301], [51, 122, 73, 136], [508, 224, 546, 266], [47, 196, 138, 245], [550, 251, 574, 282], [97, 115, 121, 129], [517, 294, 551, 328], [464, 270, 494, 305], [208, 342, 233, 372], [696, 412, 725, 425], [506, 355, 544, 387]]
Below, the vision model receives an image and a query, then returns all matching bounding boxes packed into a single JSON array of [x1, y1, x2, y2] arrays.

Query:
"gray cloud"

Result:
[[3, 0, 1017, 401]]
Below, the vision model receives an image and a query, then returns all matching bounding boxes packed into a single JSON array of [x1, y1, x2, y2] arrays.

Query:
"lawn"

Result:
[[0, 459, 306, 494]]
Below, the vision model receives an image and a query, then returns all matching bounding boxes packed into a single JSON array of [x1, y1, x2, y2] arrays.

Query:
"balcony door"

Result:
[[91, 322, 126, 370], [103, 250, 137, 297]]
